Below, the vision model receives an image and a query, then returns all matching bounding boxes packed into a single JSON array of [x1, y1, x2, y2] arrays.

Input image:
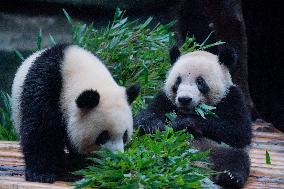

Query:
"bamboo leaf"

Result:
[[265, 150, 271, 164], [37, 28, 42, 50], [14, 49, 25, 61], [49, 34, 56, 45], [74, 128, 214, 189], [195, 103, 217, 119], [0, 91, 17, 140], [63, 9, 73, 25], [195, 108, 206, 119]]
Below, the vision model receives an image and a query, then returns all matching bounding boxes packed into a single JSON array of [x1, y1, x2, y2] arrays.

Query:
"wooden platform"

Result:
[[0, 121, 283, 189]]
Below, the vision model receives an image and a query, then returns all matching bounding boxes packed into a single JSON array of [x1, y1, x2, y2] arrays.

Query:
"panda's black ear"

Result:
[[169, 45, 181, 65], [126, 84, 140, 104], [218, 44, 238, 70], [76, 89, 100, 109]]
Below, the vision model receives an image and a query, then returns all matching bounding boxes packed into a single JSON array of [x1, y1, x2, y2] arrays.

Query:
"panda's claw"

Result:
[[25, 170, 56, 183], [214, 170, 245, 189], [228, 172, 233, 179]]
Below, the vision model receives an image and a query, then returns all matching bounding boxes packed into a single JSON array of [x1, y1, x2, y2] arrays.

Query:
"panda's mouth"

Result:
[[178, 106, 194, 114]]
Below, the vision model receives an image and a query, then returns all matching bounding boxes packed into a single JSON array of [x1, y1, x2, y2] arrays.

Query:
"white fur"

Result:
[[11, 49, 47, 134], [60, 45, 133, 154], [164, 51, 233, 107]]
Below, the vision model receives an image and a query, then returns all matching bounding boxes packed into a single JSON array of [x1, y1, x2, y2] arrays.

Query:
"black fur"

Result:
[[20, 44, 69, 183], [192, 138, 250, 189], [218, 45, 237, 71], [134, 86, 251, 188], [135, 86, 251, 148], [126, 84, 140, 104], [169, 44, 237, 72], [178, 97, 192, 105], [134, 92, 176, 134], [18, 45, 138, 183], [76, 89, 100, 109], [172, 76, 181, 94], [95, 130, 110, 145], [123, 130, 128, 144], [196, 76, 210, 94], [211, 148, 250, 189], [169, 45, 181, 65], [178, 86, 252, 148]]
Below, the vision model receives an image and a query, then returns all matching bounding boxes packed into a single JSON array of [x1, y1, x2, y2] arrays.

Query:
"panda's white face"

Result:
[[67, 87, 134, 154], [165, 51, 233, 113], [60, 45, 138, 154]]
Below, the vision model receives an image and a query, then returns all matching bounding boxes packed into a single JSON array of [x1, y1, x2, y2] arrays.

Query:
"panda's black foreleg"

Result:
[[134, 115, 166, 134], [211, 147, 250, 189], [20, 112, 66, 183], [53, 151, 90, 182], [134, 91, 176, 134]]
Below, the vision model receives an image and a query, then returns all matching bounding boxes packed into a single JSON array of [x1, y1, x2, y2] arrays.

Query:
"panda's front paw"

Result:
[[214, 170, 245, 189], [172, 117, 203, 137], [136, 119, 165, 135], [25, 170, 56, 183], [185, 122, 203, 137]]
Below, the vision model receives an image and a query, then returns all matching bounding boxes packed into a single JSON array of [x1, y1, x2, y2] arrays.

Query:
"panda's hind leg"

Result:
[[192, 138, 250, 189], [211, 147, 250, 189]]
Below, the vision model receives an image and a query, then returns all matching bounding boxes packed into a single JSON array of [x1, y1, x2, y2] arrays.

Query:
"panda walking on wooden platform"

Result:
[[135, 45, 252, 188], [11, 44, 140, 183]]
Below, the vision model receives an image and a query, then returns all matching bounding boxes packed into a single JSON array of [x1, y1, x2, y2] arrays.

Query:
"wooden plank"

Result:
[[243, 122, 284, 188], [0, 176, 72, 189], [0, 121, 284, 189]]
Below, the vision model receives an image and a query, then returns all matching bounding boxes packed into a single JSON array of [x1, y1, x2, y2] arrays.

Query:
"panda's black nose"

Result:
[[178, 97, 192, 105]]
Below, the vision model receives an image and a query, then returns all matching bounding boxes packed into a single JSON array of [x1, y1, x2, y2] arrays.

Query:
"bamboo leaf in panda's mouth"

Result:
[[195, 103, 218, 119], [165, 111, 177, 122]]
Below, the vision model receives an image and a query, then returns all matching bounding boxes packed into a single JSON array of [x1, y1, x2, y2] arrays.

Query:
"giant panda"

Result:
[[11, 44, 140, 183], [134, 45, 252, 188]]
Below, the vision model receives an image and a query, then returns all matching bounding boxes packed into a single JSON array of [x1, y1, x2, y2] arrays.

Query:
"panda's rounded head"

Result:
[[67, 85, 139, 154], [59, 45, 140, 154], [165, 45, 237, 113]]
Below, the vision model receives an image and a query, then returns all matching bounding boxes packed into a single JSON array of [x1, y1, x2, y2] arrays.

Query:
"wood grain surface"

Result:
[[0, 121, 283, 189]]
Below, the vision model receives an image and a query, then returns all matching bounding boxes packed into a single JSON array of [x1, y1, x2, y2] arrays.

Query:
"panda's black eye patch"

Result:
[[76, 89, 100, 109], [172, 76, 182, 93], [196, 76, 210, 94], [123, 130, 128, 144], [95, 130, 110, 145]]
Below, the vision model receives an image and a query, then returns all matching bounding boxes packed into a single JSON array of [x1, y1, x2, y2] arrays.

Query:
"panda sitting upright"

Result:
[[12, 44, 140, 183], [134, 45, 252, 188]]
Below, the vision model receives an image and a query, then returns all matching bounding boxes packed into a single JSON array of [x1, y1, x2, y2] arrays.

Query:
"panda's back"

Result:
[[12, 44, 69, 133], [12, 48, 48, 133], [12, 44, 120, 133]]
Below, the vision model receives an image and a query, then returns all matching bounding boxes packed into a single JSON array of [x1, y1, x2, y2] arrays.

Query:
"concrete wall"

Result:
[[11, 0, 176, 10], [0, 0, 174, 93]]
